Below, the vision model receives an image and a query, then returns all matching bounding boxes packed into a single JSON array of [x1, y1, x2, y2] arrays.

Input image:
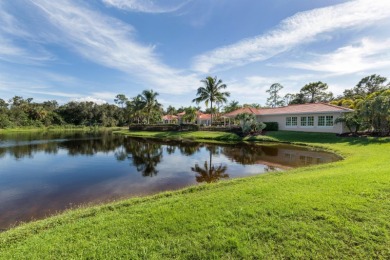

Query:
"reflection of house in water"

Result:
[[222, 144, 339, 169], [280, 148, 336, 166], [257, 146, 339, 168]]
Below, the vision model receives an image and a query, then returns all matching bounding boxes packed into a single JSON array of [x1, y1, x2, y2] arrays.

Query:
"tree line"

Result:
[[1, 74, 389, 135]]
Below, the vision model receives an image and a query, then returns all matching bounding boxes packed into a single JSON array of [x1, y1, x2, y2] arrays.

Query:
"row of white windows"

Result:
[[286, 116, 334, 127]]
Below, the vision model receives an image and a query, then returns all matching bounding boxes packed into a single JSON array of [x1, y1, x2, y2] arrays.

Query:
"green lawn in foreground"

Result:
[[0, 131, 389, 259]]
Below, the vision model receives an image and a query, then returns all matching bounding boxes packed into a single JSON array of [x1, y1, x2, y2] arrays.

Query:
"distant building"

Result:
[[223, 103, 353, 134], [175, 111, 212, 126], [162, 115, 178, 124]]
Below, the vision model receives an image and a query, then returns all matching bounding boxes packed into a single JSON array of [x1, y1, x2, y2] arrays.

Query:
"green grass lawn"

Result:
[[0, 131, 389, 259]]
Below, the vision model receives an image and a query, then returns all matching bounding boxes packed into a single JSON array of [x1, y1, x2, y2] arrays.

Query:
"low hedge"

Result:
[[129, 124, 179, 131], [128, 124, 199, 132], [263, 122, 278, 131], [200, 126, 242, 134]]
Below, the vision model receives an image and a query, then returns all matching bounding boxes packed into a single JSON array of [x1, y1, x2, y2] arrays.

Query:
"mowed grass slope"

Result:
[[0, 131, 389, 259]]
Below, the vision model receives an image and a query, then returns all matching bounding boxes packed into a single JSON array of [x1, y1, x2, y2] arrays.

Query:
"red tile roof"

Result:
[[176, 111, 212, 120], [223, 103, 353, 118], [258, 103, 353, 115], [198, 113, 211, 120], [162, 115, 178, 120], [223, 107, 262, 118]]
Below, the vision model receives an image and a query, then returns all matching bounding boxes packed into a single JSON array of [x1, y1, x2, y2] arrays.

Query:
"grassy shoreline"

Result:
[[0, 126, 128, 133], [1, 131, 389, 258]]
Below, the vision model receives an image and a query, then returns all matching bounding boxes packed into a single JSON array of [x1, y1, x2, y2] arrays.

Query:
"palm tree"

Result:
[[182, 106, 197, 123], [126, 95, 145, 124], [140, 89, 162, 124], [192, 76, 230, 125]]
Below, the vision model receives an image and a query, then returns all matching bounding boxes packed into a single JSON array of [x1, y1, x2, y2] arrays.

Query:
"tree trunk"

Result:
[[210, 101, 213, 126]]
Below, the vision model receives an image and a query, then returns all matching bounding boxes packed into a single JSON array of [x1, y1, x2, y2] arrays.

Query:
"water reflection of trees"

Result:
[[119, 138, 163, 177], [191, 145, 229, 183], [178, 142, 201, 156], [0, 131, 120, 159], [0, 142, 60, 160], [1, 133, 339, 179], [61, 135, 124, 156]]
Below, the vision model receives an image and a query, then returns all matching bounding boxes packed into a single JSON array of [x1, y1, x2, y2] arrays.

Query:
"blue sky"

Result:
[[1, 0, 390, 108]]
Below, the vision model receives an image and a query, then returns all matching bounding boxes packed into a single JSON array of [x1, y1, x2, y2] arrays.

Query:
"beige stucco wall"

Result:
[[258, 113, 347, 134]]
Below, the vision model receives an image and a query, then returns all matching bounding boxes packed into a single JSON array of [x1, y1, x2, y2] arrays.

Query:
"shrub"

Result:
[[263, 122, 278, 131], [128, 124, 200, 132], [179, 123, 199, 131], [235, 113, 266, 135], [129, 124, 180, 131], [200, 126, 241, 133]]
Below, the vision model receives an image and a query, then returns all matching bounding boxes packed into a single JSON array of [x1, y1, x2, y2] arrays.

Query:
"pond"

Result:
[[0, 131, 340, 230]]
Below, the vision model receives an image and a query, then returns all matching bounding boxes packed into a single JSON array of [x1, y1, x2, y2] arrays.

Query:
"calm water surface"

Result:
[[0, 131, 340, 230]]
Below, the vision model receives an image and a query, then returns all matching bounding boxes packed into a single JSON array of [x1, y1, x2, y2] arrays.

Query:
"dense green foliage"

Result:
[[263, 121, 279, 131], [0, 96, 125, 129], [331, 74, 390, 135], [0, 131, 389, 259], [0, 90, 165, 129]]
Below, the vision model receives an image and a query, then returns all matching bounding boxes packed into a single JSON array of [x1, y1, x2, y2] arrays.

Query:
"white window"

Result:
[[308, 116, 314, 126], [286, 117, 297, 126], [286, 117, 292, 126], [318, 116, 325, 126], [326, 116, 334, 126], [300, 116, 307, 126], [318, 115, 333, 126], [291, 117, 297, 126], [301, 116, 314, 127]]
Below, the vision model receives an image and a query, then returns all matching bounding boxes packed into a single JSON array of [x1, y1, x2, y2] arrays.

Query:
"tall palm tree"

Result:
[[127, 95, 145, 124], [140, 89, 162, 124], [192, 76, 230, 125]]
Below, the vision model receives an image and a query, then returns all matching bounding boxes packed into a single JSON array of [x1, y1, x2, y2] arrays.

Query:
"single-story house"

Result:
[[223, 103, 353, 134], [162, 114, 178, 124], [197, 113, 212, 126], [176, 111, 212, 126]]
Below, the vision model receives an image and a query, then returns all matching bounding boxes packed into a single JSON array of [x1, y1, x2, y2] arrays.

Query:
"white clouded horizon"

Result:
[[73, 97, 108, 104], [102, 0, 190, 13], [281, 38, 390, 75], [192, 0, 390, 73]]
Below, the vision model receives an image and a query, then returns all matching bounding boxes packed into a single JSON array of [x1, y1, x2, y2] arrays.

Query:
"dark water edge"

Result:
[[0, 131, 341, 230]]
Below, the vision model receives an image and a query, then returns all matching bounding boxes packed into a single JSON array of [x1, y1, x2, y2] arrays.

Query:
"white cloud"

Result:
[[24, 90, 81, 98], [73, 97, 108, 104], [91, 92, 119, 101], [0, 4, 53, 64], [20, 0, 199, 95], [282, 38, 390, 74], [192, 0, 390, 73], [102, 0, 189, 13]]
